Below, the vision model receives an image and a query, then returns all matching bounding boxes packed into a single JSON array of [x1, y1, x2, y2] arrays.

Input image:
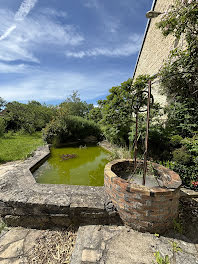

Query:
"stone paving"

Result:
[[0, 227, 44, 263], [1, 224, 198, 264], [71, 225, 198, 264], [0, 225, 77, 264]]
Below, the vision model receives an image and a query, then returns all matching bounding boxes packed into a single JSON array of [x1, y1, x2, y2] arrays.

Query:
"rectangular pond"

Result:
[[33, 145, 109, 186]]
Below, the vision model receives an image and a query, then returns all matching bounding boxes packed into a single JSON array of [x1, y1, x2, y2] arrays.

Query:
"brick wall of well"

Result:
[[104, 159, 181, 233]]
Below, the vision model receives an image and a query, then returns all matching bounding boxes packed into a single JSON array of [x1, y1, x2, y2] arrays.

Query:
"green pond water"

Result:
[[33, 145, 109, 186]]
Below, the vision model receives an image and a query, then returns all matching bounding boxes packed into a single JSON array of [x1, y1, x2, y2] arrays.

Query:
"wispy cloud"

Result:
[[15, 0, 38, 21], [0, 0, 38, 41], [39, 8, 67, 18], [0, 25, 16, 41], [0, 8, 84, 63], [65, 34, 143, 58], [0, 69, 128, 102], [83, 0, 120, 34], [84, 0, 99, 9], [0, 62, 29, 73]]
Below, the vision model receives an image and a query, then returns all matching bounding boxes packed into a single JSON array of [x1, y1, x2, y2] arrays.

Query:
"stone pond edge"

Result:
[[0, 145, 120, 229]]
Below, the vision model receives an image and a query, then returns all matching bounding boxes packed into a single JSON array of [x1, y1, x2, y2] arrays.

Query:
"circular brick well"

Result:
[[104, 159, 182, 233]]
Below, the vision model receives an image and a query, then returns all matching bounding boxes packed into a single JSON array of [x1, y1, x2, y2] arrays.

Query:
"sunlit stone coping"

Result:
[[0, 146, 119, 228]]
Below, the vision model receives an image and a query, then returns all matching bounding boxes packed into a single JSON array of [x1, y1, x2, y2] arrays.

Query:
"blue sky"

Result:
[[0, 0, 153, 105]]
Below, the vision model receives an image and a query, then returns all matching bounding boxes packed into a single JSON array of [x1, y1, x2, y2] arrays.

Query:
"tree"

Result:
[[88, 107, 102, 123], [98, 76, 159, 145], [0, 97, 6, 111], [59, 91, 93, 118], [4, 101, 56, 133], [99, 78, 133, 144]]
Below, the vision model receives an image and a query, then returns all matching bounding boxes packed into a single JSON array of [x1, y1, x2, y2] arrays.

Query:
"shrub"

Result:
[[171, 163, 198, 189], [170, 135, 183, 147], [0, 118, 5, 137], [164, 135, 198, 188], [4, 101, 56, 133], [148, 125, 171, 161], [43, 115, 102, 145], [172, 147, 191, 165]]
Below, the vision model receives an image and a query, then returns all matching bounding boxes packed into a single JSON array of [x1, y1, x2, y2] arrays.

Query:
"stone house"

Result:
[[132, 0, 185, 106]]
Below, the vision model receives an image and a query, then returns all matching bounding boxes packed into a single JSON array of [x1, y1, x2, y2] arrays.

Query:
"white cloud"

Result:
[[0, 62, 29, 73], [65, 34, 143, 58], [0, 8, 84, 63], [0, 39, 39, 63], [15, 0, 38, 21], [39, 8, 67, 18], [0, 25, 16, 41], [105, 19, 120, 33], [0, 69, 128, 102], [0, 0, 38, 41]]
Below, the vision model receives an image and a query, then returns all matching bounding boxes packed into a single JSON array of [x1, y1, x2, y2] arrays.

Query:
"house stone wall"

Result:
[[133, 0, 184, 106]]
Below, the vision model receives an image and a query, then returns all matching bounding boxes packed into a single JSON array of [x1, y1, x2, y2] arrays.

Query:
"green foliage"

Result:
[[0, 97, 6, 111], [153, 251, 170, 264], [157, 0, 198, 138], [157, 0, 198, 44], [148, 124, 171, 161], [43, 114, 102, 145], [87, 107, 102, 123], [171, 241, 182, 253], [172, 146, 191, 164], [173, 219, 183, 234], [99, 78, 134, 145], [181, 135, 198, 159], [170, 135, 183, 147], [172, 163, 198, 188], [154, 0, 198, 189], [0, 219, 7, 234], [0, 132, 43, 164], [0, 118, 5, 137], [4, 101, 56, 133], [163, 98, 198, 138], [164, 135, 198, 188], [98, 75, 160, 146], [107, 146, 131, 161], [59, 91, 93, 118]]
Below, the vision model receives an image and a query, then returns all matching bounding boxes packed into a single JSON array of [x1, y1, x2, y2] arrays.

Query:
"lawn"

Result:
[[0, 132, 44, 164]]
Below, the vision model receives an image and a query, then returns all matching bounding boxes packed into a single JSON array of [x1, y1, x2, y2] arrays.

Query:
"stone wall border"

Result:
[[0, 145, 120, 229]]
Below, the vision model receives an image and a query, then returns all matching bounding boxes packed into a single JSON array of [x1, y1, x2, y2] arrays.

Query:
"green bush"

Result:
[[172, 147, 191, 165], [59, 91, 93, 118], [164, 135, 198, 188], [148, 125, 171, 161], [170, 135, 183, 147], [0, 118, 5, 137], [171, 163, 198, 188], [4, 101, 56, 133], [43, 115, 102, 144]]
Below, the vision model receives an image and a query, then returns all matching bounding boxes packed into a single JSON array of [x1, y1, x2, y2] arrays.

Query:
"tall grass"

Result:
[[0, 131, 44, 164], [107, 145, 132, 161]]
